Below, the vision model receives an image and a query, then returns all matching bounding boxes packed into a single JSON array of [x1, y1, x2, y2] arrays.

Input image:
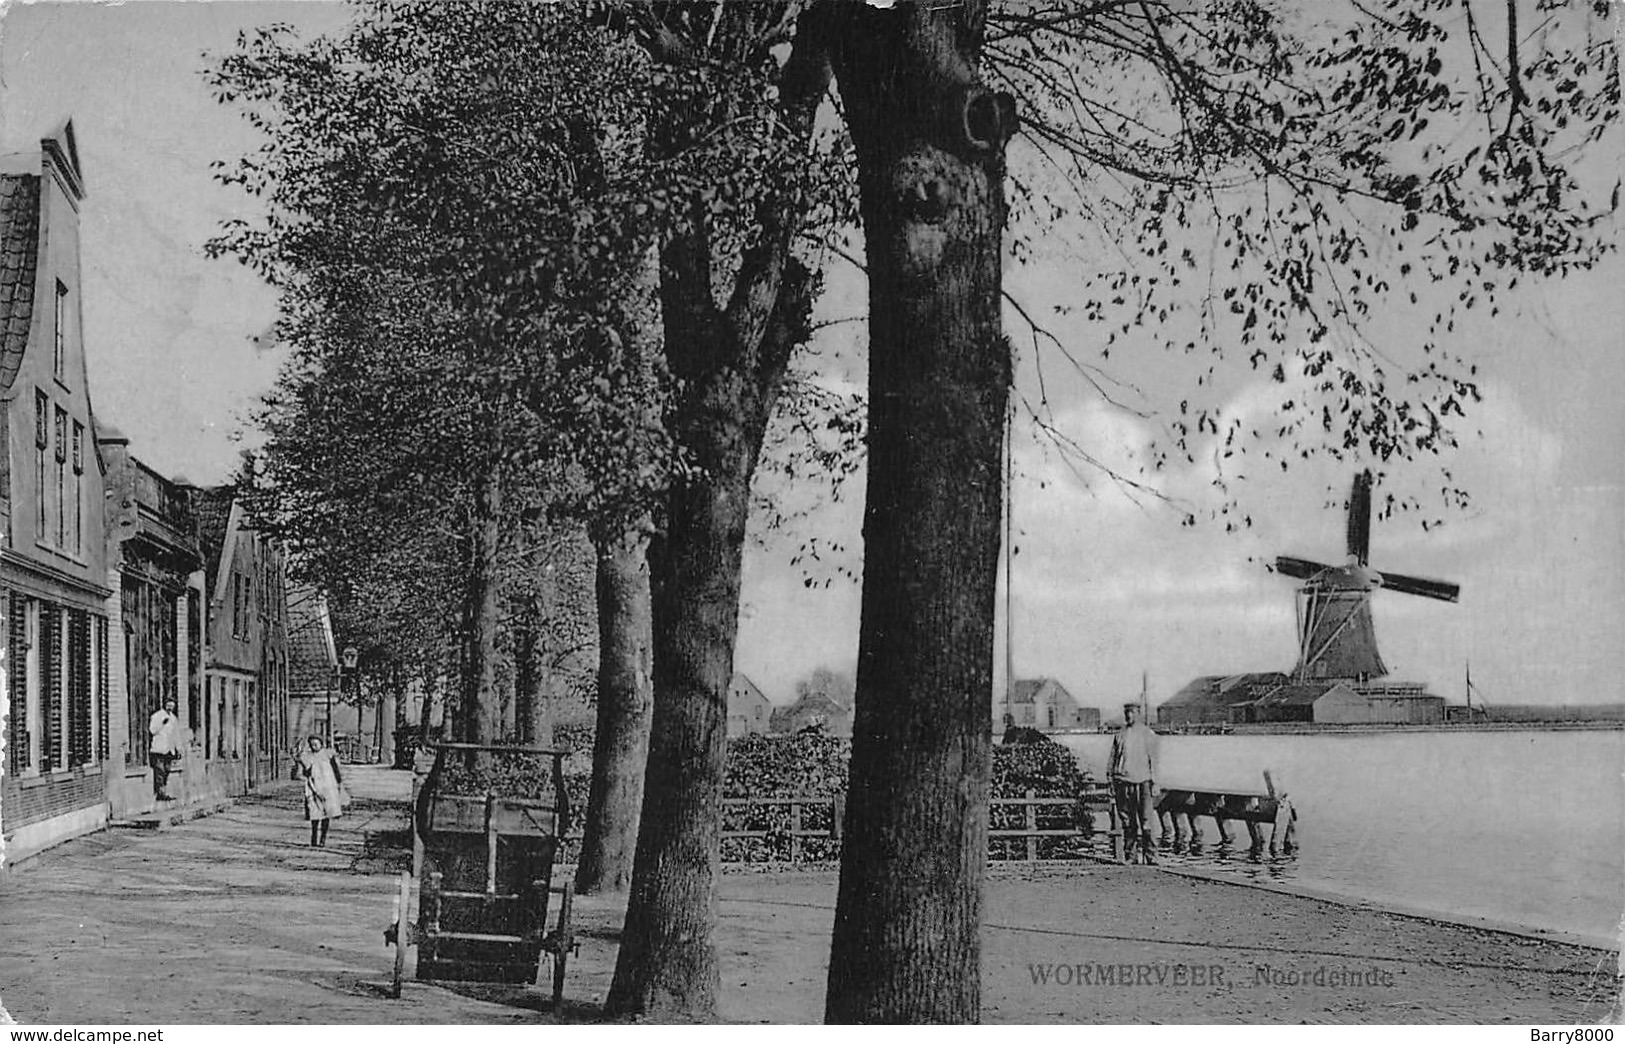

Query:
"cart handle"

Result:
[[414, 745, 573, 842]]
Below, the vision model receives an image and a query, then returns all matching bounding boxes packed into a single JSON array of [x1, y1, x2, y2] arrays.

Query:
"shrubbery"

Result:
[[989, 738, 1099, 860], [424, 726, 1102, 865], [721, 729, 851, 863]]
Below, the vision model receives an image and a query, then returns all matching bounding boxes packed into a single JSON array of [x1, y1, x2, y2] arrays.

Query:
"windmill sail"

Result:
[[1347, 470, 1373, 565]]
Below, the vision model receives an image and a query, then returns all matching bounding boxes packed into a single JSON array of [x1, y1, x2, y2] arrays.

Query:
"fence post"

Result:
[[791, 800, 802, 865], [832, 794, 844, 842], [1025, 789, 1038, 862]]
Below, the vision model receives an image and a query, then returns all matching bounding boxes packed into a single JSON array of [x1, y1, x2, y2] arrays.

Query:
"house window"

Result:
[[72, 421, 84, 555], [34, 391, 48, 538], [54, 407, 67, 548], [53, 280, 67, 381]]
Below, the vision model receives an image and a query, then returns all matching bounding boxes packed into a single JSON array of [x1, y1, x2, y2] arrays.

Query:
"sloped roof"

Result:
[[728, 672, 769, 706], [1160, 675, 1226, 708], [1008, 677, 1080, 707], [188, 485, 237, 595], [0, 173, 41, 393], [770, 690, 850, 731], [1008, 678, 1044, 704], [1162, 672, 1289, 710], [286, 579, 337, 693], [1251, 681, 1342, 708]]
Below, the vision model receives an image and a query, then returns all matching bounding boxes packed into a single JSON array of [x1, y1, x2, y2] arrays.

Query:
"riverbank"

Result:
[[0, 768, 1617, 1024], [1039, 721, 1625, 737]]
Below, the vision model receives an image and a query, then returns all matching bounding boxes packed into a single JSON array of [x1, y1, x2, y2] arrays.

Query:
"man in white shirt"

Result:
[[1109, 702, 1159, 864], [149, 698, 182, 802]]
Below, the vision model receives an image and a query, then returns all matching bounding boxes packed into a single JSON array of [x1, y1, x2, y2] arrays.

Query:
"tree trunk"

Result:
[[418, 659, 439, 746], [605, 263, 816, 1021], [461, 466, 504, 744], [395, 661, 409, 733], [825, 1, 1016, 1024], [603, 437, 748, 1015], [575, 525, 654, 895], [514, 590, 554, 747], [604, 9, 828, 1016]]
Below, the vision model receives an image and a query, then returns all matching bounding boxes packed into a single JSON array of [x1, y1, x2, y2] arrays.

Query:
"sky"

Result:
[[1, 0, 1619, 713]]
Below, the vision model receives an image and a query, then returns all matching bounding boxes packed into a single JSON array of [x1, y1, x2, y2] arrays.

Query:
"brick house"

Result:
[[0, 121, 116, 863], [190, 486, 291, 793], [99, 432, 206, 817]]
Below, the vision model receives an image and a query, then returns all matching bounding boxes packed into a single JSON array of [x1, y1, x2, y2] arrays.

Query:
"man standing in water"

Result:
[[1110, 702, 1159, 864]]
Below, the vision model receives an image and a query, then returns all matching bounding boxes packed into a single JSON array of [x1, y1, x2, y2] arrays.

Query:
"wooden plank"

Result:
[[428, 930, 534, 944]]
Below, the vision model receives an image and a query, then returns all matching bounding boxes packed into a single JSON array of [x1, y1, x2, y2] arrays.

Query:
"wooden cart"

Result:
[[385, 743, 577, 1006]]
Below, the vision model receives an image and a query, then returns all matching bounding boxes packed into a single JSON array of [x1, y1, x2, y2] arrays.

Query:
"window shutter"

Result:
[[8, 592, 27, 775], [96, 615, 109, 762], [40, 604, 60, 771], [68, 608, 91, 767]]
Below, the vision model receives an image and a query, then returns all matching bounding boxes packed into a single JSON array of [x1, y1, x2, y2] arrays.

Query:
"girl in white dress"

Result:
[[299, 736, 345, 846]]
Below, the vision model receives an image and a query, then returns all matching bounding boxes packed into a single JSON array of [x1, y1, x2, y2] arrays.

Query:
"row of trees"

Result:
[[207, 0, 1616, 1023]]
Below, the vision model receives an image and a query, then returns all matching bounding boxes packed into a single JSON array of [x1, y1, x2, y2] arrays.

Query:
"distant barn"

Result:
[[727, 673, 772, 738], [768, 689, 852, 737], [996, 678, 1100, 731], [1157, 674, 1288, 727]]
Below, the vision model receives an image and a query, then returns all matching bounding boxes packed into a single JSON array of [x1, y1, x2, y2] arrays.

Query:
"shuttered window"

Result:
[[96, 614, 109, 762], [67, 608, 91, 767], [39, 604, 60, 772], [7, 592, 27, 775]]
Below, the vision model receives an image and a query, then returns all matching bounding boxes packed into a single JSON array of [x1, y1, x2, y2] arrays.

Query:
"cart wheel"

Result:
[[391, 870, 411, 998], [552, 881, 574, 1010]]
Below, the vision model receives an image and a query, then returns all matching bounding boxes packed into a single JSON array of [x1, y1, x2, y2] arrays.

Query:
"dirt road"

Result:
[[0, 767, 1617, 1024]]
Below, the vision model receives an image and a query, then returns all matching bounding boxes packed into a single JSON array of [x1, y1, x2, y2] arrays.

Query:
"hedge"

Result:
[[425, 726, 1103, 864]]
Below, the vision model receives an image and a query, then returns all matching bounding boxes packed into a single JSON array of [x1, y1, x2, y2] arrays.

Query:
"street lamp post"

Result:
[[339, 646, 359, 753]]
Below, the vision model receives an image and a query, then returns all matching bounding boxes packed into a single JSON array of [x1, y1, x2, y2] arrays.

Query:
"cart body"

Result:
[[389, 743, 576, 1002]]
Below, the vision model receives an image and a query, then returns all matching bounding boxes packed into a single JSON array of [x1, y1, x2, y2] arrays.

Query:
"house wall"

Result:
[[726, 677, 771, 738], [726, 700, 769, 738], [201, 504, 291, 792], [1158, 700, 1232, 726], [1, 135, 113, 863], [1311, 684, 1369, 724]]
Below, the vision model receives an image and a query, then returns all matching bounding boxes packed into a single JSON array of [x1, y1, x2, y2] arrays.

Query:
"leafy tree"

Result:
[[821, 0, 1617, 1024], [794, 665, 855, 708], [594, 3, 848, 1017], [207, 3, 673, 748]]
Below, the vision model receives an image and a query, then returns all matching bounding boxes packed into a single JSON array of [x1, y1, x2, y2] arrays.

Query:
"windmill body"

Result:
[[1275, 471, 1460, 685]]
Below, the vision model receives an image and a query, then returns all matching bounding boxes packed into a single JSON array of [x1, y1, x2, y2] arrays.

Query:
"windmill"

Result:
[[1274, 471, 1460, 683]]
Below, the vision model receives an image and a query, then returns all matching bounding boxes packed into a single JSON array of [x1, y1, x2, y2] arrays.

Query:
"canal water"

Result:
[[1057, 728, 1624, 947]]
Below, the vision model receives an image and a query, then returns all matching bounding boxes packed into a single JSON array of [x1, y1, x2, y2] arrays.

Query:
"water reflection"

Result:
[[1060, 728, 1623, 942], [1156, 836, 1300, 883]]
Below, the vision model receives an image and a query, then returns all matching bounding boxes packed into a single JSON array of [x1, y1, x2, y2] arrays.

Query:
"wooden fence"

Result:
[[715, 787, 1122, 865]]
